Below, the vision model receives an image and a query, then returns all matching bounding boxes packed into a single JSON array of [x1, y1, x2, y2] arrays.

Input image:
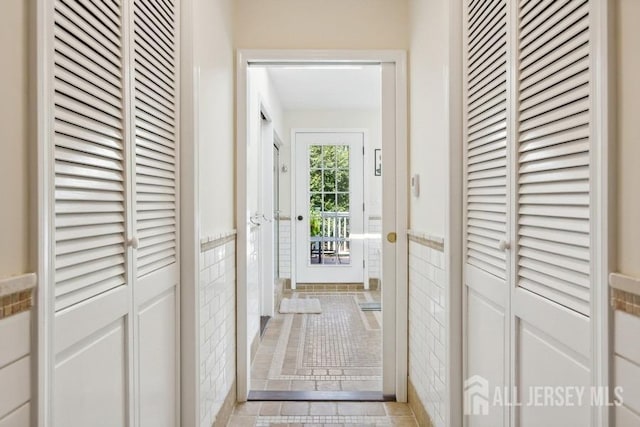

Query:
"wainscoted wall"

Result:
[[278, 218, 291, 279], [0, 273, 36, 426], [199, 234, 236, 427], [408, 232, 446, 427], [248, 226, 261, 357], [610, 273, 640, 426]]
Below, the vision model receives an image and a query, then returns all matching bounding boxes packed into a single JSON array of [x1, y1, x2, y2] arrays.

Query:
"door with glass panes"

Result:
[[295, 132, 365, 283]]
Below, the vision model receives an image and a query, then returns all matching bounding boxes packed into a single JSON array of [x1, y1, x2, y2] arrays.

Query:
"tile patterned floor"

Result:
[[228, 401, 419, 426], [251, 291, 383, 392]]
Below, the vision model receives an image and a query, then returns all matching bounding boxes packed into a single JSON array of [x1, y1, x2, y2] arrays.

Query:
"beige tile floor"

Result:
[[228, 401, 419, 426], [251, 291, 383, 392]]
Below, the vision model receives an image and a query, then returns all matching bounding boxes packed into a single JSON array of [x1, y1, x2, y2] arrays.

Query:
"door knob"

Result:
[[128, 236, 140, 250], [498, 240, 510, 251], [387, 232, 397, 243], [297, 215, 304, 221]]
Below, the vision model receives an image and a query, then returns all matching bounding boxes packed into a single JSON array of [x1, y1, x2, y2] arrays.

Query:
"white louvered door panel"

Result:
[[53, 0, 127, 311], [131, 0, 179, 425], [463, 1, 511, 426], [51, 1, 132, 426], [515, 0, 591, 316], [509, 1, 593, 426], [132, 0, 178, 279], [465, 0, 509, 280]]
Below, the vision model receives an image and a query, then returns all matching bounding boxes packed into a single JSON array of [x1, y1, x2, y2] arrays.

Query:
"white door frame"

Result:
[[259, 103, 276, 318], [236, 50, 408, 402], [292, 129, 367, 285]]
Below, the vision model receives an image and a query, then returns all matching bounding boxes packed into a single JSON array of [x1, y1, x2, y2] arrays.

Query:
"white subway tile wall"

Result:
[[408, 239, 446, 427], [279, 220, 291, 279], [199, 238, 236, 427], [248, 227, 261, 344], [614, 309, 640, 424], [368, 219, 382, 281]]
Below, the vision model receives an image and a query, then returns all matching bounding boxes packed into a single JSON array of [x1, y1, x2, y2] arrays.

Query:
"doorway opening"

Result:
[[236, 51, 408, 403]]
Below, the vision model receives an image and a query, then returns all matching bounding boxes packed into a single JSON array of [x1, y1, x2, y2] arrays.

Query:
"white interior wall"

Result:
[[248, 68, 285, 216], [408, 0, 449, 237], [191, 0, 236, 424], [196, 0, 235, 238], [235, 0, 409, 50], [407, 0, 453, 424], [616, 0, 640, 278], [0, 0, 30, 278]]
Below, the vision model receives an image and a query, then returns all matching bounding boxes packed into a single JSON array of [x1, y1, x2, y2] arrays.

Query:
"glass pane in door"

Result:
[[309, 144, 351, 265]]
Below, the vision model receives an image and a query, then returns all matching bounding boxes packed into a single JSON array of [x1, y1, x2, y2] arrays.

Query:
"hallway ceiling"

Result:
[[267, 66, 381, 111]]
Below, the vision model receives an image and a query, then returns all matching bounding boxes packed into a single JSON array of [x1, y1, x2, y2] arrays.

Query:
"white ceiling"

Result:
[[266, 66, 381, 111]]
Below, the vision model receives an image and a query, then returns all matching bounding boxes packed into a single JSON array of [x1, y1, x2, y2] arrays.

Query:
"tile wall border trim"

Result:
[[200, 230, 237, 253], [610, 272, 640, 296], [407, 230, 445, 253], [0, 273, 37, 298]]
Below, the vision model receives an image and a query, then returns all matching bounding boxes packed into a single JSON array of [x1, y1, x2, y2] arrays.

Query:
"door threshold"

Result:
[[247, 390, 393, 402]]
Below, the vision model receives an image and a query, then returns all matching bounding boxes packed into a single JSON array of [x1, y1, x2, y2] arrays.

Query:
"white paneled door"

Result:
[[45, 0, 179, 425], [464, 0, 598, 426]]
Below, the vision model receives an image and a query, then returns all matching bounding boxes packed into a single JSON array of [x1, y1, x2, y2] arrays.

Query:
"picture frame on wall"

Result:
[[374, 148, 382, 176]]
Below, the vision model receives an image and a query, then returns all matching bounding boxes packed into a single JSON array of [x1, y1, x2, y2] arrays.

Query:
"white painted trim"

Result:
[[180, 0, 198, 423], [237, 50, 408, 402], [446, 2, 463, 417], [259, 103, 275, 317], [36, 0, 54, 424], [460, 0, 470, 423], [236, 50, 250, 403], [289, 127, 297, 291], [592, 2, 613, 425]]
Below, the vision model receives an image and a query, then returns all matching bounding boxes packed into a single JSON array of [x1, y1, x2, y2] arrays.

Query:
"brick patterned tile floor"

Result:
[[251, 291, 383, 392], [228, 402, 419, 426]]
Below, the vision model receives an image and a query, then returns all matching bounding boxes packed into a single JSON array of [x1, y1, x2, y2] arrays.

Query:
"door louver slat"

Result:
[[133, 0, 178, 278], [466, 0, 508, 280], [53, 0, 126, 311], [516, 0, 591, 316]]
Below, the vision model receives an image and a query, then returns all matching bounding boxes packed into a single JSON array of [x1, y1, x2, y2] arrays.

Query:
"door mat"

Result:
[[358, 302, 381, 311], [279, 298, 322, 314]]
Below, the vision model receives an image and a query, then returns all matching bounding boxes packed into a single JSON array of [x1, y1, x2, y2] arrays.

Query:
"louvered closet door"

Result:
[[463, 0, 510, 425], [48, 0, 179, 425], [131, 0, 179, 425], [51, 0, 130, 425], [512, 0, 592, 425]]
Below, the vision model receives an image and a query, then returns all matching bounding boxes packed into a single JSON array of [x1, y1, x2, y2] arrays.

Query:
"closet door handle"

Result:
[[128, 236, 140, 250], [498, 240, 510, 251]]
